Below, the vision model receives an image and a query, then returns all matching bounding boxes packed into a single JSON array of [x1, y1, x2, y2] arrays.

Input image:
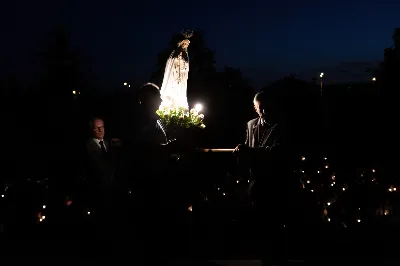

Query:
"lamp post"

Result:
[[320, 72, 324, 96]]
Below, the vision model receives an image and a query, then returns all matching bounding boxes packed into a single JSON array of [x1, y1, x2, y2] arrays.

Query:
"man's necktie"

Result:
[[99, 140, 107, 153]]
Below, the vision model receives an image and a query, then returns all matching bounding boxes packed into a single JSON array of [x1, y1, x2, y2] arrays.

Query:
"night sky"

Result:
[[4, 0, 399, 89]]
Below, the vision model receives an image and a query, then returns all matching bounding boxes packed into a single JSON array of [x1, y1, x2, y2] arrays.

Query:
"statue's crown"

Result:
[[181, 29, 193, 39]]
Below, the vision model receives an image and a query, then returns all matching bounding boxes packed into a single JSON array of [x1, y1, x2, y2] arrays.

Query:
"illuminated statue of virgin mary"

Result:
[[159, 30, 193, 110]]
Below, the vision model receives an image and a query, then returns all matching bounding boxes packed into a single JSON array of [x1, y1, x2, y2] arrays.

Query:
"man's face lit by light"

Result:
[[92, 119, 105, 140], [253, 99, 263, 118]]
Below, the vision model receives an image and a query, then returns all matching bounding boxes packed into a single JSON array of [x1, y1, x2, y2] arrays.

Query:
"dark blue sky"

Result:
[[4, 0, 399, 89]]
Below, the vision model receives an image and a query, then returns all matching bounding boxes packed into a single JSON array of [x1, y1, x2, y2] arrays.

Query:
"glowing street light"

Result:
[[194, 103, 203, 112], [319, 72, 324, 96]]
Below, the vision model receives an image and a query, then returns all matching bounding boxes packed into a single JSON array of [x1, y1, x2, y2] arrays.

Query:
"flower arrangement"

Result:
[[156, 106, 206, 129]]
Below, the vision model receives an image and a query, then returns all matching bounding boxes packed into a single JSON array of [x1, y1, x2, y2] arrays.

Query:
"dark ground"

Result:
[[2, 217, 400, 265]]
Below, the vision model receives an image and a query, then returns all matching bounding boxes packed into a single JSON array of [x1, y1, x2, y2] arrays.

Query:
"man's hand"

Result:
[[111, 138, 121, 146], [233, 144, 247, 154]]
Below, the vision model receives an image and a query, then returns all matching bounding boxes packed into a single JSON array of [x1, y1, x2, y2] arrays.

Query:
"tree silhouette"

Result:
[[263, 77, 320, 154], [376, 28, 400, 93], [34, 26, 89, 155]]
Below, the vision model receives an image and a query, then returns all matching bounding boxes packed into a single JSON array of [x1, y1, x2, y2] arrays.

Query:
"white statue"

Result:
[[159, 31, 193, 110]]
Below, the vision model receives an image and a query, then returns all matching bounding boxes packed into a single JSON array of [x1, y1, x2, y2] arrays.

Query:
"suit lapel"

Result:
[[260, 124, 277, 149], [250, 118, 259, 148], [89, 139, 100, 151], [89, 138, 108, 153]]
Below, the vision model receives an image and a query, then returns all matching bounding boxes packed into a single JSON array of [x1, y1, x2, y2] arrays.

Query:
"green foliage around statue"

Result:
[[157, 106, 206, 129]]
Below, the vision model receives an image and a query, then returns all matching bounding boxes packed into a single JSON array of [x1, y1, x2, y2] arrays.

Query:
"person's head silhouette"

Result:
[[138, 83, 162, 114]]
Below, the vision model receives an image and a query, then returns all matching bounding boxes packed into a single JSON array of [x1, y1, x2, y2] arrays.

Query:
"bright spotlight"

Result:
[[194, 103, 203, 112]]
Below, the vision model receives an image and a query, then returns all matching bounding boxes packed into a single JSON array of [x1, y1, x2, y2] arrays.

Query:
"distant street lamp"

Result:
[[320, 73, 324, 96]]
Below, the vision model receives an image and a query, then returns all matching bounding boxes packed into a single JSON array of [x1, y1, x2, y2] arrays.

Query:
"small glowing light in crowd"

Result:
[[236, 180, 239, 183], [328, 218, 331, 222], [327, 202, 331, 206], [87, 211, 91, 215], [217, 188, 220, 190], [306, 180, 310, 184], [129, 85, 131, 87], [222, 193, 226, 196], [320, 73, 324, 78], [128, 190, 132, 194], [301, 170, 305, 173], [317, 170, 320, 174], [42, 205, 46, 209], [124, 82, 127, 86], [372, 178, 376, 182], [394, 187, 397, 191], [1, 195, 4, 198], [301, 156, 306, 161], [332, 175, 336, 180], [384, 210, 389, 215], [372, 77, 376, 81], [323, 157, 327, 160], [325, 165, 329, 169], [357, 219, 361, 223], [188, 206, 193, 212], [72, 90, 76, 95], [194, 103, 203, 112], [372, 169, 376, 173], [331, 183, 334, 186], [247, 180, 250, 183], [358, 208, 360, 210], [42, 215, 46, 219], [311, 190, 314, 192], [342, 187, 346, 191]]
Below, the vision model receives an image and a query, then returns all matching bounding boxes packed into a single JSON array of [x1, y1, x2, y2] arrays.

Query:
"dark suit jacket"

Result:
[[84, 138, 114, 185], [242, 117, 288, 202], [245, 117, 280, 150]]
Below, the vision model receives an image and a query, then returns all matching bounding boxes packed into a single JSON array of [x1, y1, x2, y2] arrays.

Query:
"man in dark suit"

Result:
[[234, 91, 288, 266], [84, 117, 121, 222], [133, 83, 184, 253]]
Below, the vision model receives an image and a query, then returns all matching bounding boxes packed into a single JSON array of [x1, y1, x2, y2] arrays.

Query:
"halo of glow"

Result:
[[194, 103, 203, 112]]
